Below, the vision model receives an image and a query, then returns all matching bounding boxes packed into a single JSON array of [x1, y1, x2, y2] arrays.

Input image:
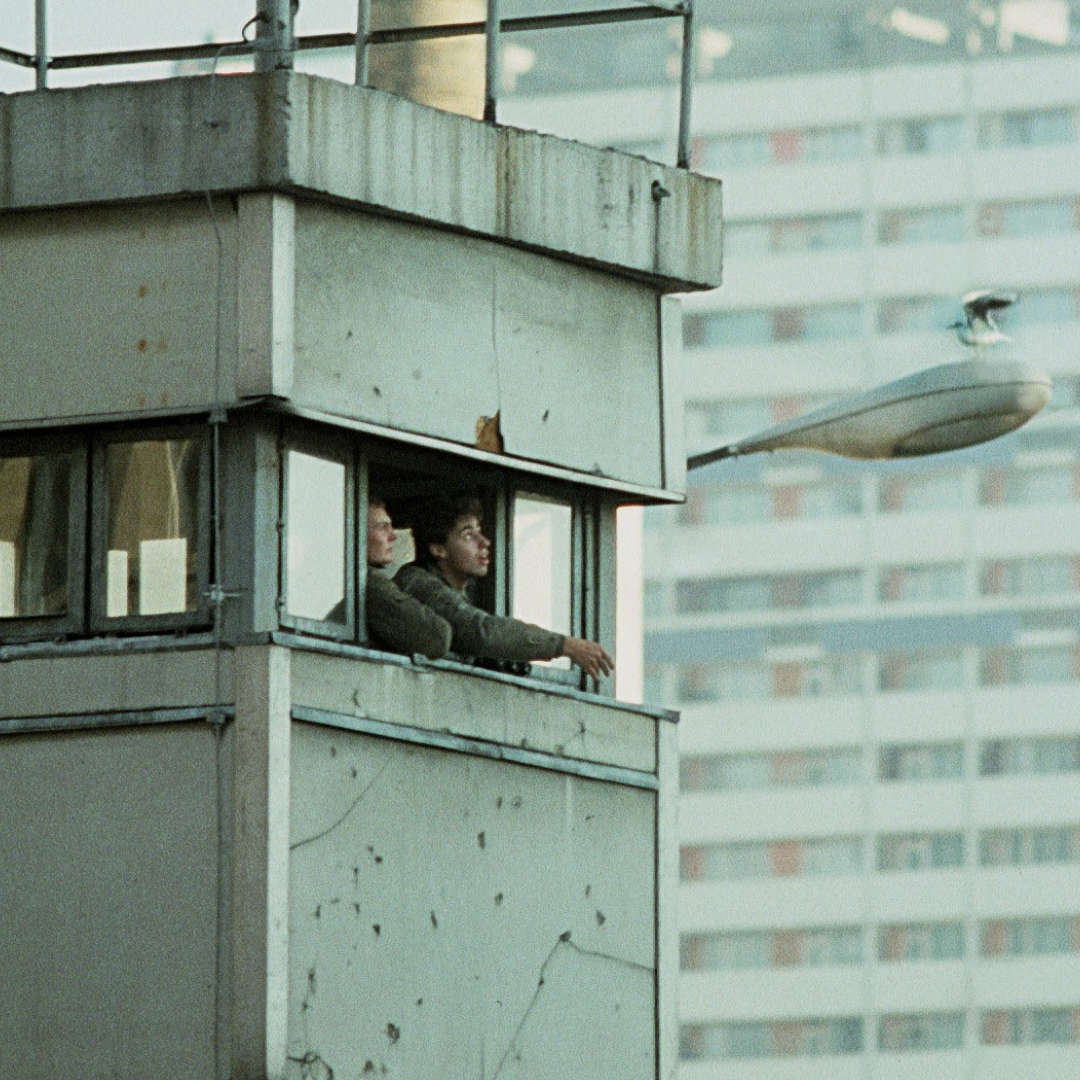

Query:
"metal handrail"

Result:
[[3, 1, 696, 166]]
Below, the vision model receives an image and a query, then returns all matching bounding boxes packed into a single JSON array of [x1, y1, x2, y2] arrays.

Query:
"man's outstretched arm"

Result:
[[366, 571, 452, 659], [396, 564, 613, 676]]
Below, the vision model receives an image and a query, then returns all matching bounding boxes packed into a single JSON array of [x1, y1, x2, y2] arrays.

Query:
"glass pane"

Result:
[[104, 438, 201, 617], [512, 493, 572, 669], [286, 450, 346, 623], [0, 453, 71, 617], [615, 505, 644, 704]]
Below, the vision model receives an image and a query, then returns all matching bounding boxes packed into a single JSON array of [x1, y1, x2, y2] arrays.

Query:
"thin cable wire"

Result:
[[201, 26, 265, 1075]]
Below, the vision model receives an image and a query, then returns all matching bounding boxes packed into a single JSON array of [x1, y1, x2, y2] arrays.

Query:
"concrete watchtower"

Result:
[[0, 9, 722, 1077]]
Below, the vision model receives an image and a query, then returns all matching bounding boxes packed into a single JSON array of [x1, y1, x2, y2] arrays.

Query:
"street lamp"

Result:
[[687, 358, 1053, 470]]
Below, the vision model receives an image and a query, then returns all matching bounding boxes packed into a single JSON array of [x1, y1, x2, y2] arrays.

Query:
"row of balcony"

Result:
[[646, 512, 1080, 594], [680, 773, 1080, 845], [678, 1037, 1079, 1080], [680, 953, 1080, 1023], [673, 682, 1080, 754], [680, 864, 1080, 934]]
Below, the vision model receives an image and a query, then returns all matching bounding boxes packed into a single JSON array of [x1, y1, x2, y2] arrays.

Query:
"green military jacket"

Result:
[[365, 568, 452, 659], [394, 563, 564, 663]]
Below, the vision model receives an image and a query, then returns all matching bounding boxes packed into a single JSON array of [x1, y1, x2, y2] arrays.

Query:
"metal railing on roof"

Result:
[[2, 0, 696, 167]]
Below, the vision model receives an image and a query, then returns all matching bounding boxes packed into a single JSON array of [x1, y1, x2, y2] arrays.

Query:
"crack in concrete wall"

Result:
[[287, 1050, 335, 1080], [491, 930, 653, 1079], [290, 758, 393, 852]]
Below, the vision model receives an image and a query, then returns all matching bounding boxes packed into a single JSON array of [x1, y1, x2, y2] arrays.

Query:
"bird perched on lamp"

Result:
[[951, 289, 1017, 348]]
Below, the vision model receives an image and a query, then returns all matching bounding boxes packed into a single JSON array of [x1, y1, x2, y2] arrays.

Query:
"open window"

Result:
[[367, 453, 502, 628], [274, 422, 613, 689], [368, 452, 602, 685], [0, 435, 86, 641], [91, 427, 211, 630]]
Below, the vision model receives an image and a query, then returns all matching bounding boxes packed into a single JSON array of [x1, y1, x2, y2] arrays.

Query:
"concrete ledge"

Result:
[[0, 71, 722, 291], [290, 647, 660, 775], [0, 648, 232, 719]]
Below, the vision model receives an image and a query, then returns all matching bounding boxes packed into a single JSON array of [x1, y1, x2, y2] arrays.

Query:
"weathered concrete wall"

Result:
[[286, 648, 672, 1079], [0, 722, 221, 1078], [0, 192, 677, 489], [0, 647, 232, 717], [0, 643, 675, 1078], [291, 648, 657, 773], [293, 203, 665, 488], [1, 72, 701, 491], [0, 201, 237, 425], [0, 72, 723, 293], [0, 194, 673, 487], [288, 721, 656, 1080]]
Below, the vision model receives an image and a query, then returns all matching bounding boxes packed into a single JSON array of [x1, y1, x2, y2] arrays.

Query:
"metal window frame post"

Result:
[[484, 0, 501, 123], [34, 0, 48, 88], [677, 1, 695, 168], [12, 2, 695, 162], [255, 0, 295, 72], [354, 0, 371, 86]]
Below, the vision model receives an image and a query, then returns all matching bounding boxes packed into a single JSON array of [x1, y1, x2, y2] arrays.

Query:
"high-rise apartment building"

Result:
[[505, 4, 1080, 1076]]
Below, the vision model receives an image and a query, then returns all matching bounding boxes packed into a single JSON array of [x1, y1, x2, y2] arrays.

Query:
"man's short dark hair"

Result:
[[411, 493, 483, 565]]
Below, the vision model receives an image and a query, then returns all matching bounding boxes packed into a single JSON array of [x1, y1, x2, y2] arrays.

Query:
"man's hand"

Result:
[[561, 636, 614, 680]]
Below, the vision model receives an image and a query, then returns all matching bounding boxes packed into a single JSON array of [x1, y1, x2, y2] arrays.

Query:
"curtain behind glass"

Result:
[[104, 438, 200, 616], [0, 453, 70, 617]]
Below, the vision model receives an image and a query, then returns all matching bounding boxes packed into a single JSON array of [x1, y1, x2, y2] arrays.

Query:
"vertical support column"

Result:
[[230, 645, 292, 1080], [218, 419, 283, 639], [34, 0, 48, 89], [654, 713, 680, 1080], [677, 1, 696, 168], [354, 0, 371, 86], [658, 295, 686, 494], [255, 0, 296, 73], [483, 0, 500, 123], [614, 504, 644, 706], [594, 499, 619, 698], [237, 193, 296, 400]]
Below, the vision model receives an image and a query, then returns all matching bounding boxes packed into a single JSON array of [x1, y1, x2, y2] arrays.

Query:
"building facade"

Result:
[[504, 6, 1080, 1077], [0, 52, 724, 1078]]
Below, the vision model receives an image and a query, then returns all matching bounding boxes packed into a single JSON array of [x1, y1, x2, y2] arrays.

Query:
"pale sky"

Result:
[[0, 1, 366, 93], [0, 0, 636, 93]]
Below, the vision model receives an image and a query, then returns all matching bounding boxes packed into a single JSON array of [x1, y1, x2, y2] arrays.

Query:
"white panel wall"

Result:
[[679, 1053, 866, 1080], [681, 787, 866, 844]]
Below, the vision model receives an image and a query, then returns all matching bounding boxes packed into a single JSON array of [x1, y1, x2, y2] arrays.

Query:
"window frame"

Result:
[[505, 478, 593, 688], [278, 426, 357, 643], [332, 432, 611, 689], [89, 423, 212, 633], [0, 432, 87, 642]]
